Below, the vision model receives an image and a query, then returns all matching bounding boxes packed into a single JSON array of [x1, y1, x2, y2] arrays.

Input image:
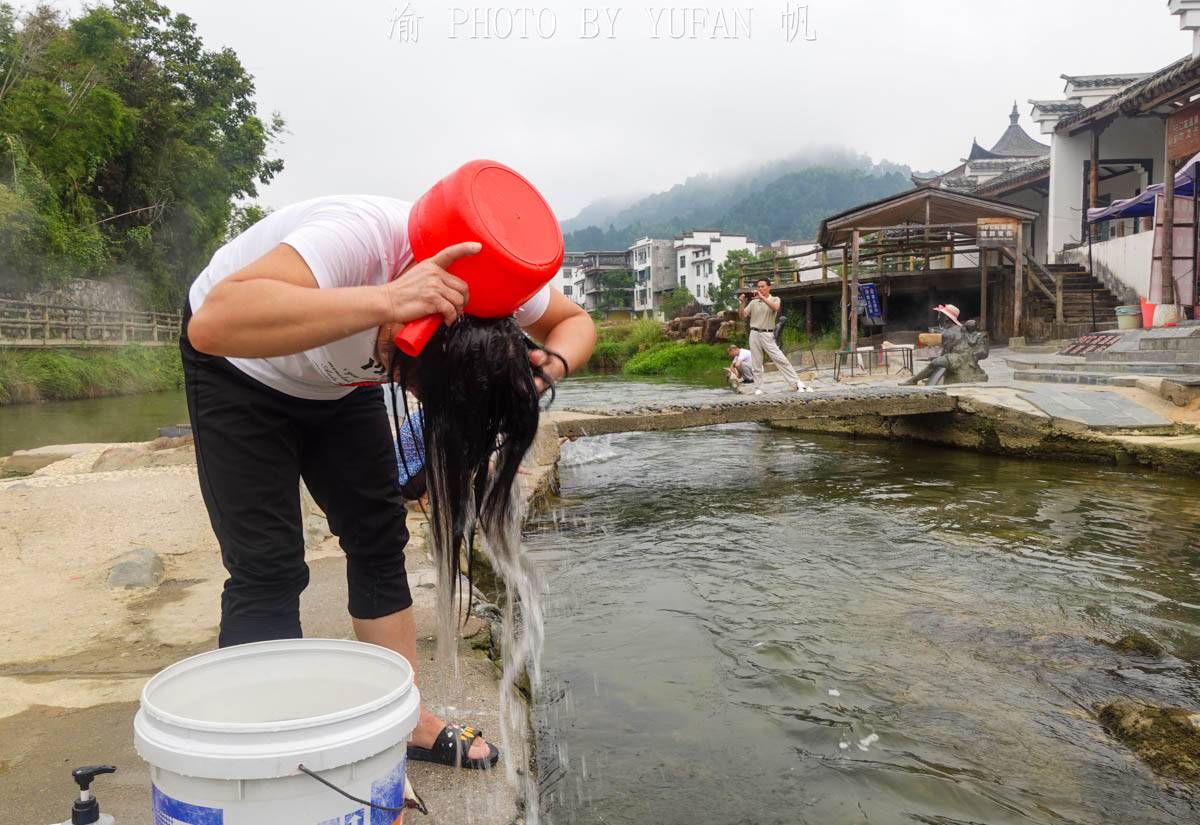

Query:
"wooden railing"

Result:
[[0, 299, 182, 347], [997, 246, 1062, 322], [738, 237, 985, 290]]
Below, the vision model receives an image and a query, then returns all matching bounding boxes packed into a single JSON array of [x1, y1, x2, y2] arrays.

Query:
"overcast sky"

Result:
[[106, 0, 1190, 220]]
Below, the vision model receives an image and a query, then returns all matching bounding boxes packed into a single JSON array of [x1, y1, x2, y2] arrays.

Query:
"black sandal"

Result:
[[408, 724, 500, 770]]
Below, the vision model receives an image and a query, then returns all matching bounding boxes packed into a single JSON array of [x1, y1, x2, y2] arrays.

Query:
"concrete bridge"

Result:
[[547, 385, 955, 439]]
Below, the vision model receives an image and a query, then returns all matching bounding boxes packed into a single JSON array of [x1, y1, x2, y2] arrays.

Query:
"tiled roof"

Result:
[[967, 158, 1028, 171], [972, 157, 1051, 195], [1061, 73, 1151, 90], [941, 177, 980, 193], [1029, 99, 1084, 115], [989, 123, 1050, 157], [967, 140, 1000, 161], [1057, 55, 1200, 132]]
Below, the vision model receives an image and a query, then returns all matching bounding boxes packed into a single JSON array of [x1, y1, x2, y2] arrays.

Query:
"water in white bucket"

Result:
[[134, 638, 420, 825]]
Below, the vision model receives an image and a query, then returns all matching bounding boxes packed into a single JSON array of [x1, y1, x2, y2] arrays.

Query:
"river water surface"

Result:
[[531, 378, 1200, 825], [4, 378, 1199, 824]]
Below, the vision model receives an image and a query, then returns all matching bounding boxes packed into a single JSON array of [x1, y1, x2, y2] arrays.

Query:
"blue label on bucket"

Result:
[[369, 756, 407, 825], [152, 786, 223, 825]]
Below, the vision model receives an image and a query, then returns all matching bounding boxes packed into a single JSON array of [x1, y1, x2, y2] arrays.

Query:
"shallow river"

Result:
[[0, 390, 188, 458], [531, 378, 1200, 825], [3, 378, 1198, 823]]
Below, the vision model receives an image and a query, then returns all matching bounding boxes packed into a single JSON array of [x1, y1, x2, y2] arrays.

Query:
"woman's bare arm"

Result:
[[524, 289, 597, 392], [187, 242, 477, 358]]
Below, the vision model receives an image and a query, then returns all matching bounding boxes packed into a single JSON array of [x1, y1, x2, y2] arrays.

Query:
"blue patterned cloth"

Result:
[[394, 410, 425, 485]]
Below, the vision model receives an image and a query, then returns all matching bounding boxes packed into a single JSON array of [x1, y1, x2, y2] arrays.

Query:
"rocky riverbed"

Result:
[[0, 425, 564, 824]]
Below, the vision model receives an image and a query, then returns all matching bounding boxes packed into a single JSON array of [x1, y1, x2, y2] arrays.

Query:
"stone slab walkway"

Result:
[[952, 349, 1175, 430], [1013, 385, 1172, 428]]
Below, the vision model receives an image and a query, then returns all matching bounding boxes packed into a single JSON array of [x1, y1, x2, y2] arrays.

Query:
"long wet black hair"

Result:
[[389, 315, 558, 647]]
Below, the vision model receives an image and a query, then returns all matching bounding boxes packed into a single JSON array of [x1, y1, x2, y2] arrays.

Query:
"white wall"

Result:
[[1048, 116, 1165, 259], [1003, 190, 1050, 263], [674, 231, 755, 306], [1062, 232, 1154, 302], [1048, 130, 1089, 256]]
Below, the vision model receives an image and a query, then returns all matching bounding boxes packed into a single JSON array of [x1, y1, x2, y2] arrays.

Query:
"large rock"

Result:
[[702, 317, 723, 344], [3, 444, 110, 475], [715, 321, 737, 342], [686, 326, 704, 343], [1097, 698, 1200, 782], [107, 548, 165, 589], [92, 442, 194, 472]]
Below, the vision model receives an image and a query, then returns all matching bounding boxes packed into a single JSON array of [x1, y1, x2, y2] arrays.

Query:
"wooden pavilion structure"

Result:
[[739, 188, 1047, 348]]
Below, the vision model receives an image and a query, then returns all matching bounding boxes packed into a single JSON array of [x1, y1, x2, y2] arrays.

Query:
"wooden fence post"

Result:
[[979, 250, 989, 334], [1013, 224, 1025, 339], [850, 230, 861, 353]]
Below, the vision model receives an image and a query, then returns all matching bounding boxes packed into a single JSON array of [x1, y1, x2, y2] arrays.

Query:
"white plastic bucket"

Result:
[[134, 638, 421, 825]]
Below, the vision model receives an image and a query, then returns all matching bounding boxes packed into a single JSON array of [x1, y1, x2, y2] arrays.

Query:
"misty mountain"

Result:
[[559, 192, 646, 234], [562, 151, 913, 252]]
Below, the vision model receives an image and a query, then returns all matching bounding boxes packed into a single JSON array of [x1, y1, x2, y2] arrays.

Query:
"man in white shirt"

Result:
[[183, 194, 595, 770], [726, 344, 754, 385]]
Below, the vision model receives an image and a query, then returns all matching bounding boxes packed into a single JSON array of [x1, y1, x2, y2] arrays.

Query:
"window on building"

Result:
[[679, 255, 686, 268], [563, 284, 572, 296]]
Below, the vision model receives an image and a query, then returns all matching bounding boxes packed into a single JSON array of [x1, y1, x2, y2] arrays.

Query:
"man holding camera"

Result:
[[739, 277, 810, 395]]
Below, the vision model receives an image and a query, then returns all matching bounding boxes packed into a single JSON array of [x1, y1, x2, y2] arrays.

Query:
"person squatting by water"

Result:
[[739, 277, 811, 394], [180, 194, 596, 771], [726, 344, 754, 385]]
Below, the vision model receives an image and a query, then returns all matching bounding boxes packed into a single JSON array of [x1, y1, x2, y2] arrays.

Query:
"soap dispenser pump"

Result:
[[59, 765, 116, 825]]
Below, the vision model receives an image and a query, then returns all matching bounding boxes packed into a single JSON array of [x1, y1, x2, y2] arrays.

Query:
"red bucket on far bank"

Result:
[[1140, 298, 1156, 330]]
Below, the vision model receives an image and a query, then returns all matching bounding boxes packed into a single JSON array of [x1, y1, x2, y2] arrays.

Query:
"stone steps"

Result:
[[1013, 369, 1117, 385], [1086, 349, 1200, 364], [1139, 335, 1200, 352], [1012, 359, 1200, 376]]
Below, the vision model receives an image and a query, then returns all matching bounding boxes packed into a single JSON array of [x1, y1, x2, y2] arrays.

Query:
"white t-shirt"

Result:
[[732, 348, 752, 366], [188, 195, 551, 400]]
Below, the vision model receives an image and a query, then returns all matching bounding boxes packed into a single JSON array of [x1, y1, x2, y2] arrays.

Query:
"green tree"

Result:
[[0, 1, 284, 306], [711, 248, 779, 311], [660, 286, 694, 320], [226, 202, 270, 241], [597, 268, 633, 311]]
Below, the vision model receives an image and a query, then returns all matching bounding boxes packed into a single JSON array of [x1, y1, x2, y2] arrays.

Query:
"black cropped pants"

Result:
[[181, 310, 412, 647]]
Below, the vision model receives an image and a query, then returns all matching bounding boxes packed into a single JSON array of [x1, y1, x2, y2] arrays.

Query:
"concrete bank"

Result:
[[0, 425, 563, 825], [765, 381, 1200, 475]]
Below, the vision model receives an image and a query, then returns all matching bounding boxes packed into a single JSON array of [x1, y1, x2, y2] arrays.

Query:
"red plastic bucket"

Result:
[[395, 160, 563, 356], [1140, 298, 1156, 330]]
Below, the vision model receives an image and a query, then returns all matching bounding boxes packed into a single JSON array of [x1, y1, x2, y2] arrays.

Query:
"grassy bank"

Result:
[[587, 318, 844, 381], [0, 346, 184, 405], [624, 342, 729, 379], [586, 319, 729, 380]]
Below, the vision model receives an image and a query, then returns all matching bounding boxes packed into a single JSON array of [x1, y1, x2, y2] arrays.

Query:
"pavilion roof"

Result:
[[818, 187, 1039, 248]]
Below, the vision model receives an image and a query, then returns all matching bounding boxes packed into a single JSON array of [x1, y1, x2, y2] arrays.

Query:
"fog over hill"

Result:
[[561, 149, 914, 252]]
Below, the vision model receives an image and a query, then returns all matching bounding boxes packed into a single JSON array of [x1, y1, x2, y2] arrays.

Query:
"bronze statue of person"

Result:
[[903, 304, 988, 386]]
